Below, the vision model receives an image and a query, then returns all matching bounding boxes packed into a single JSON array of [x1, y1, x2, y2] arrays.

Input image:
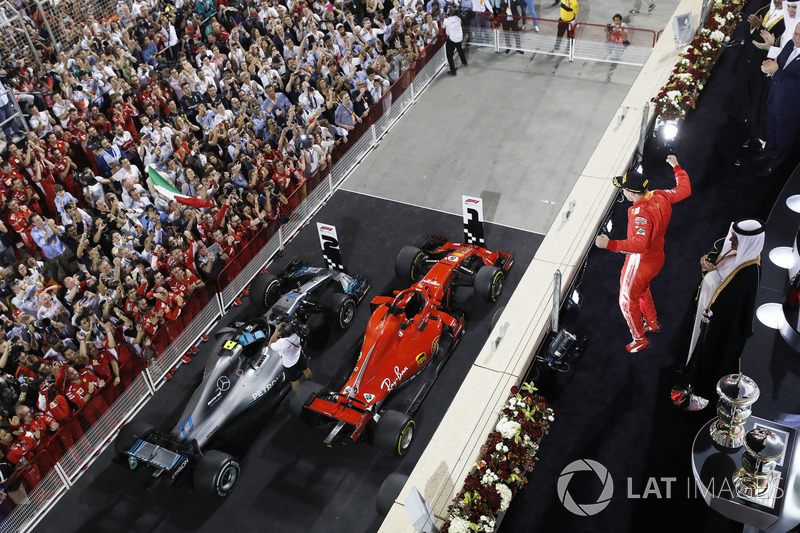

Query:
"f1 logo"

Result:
[[317, 222, 345, 271], [462, 196, 485, 246]]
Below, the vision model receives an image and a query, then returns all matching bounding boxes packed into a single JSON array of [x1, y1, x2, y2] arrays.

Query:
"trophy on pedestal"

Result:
[[710, 373, 760, 448], [733, 427, 786, 498]]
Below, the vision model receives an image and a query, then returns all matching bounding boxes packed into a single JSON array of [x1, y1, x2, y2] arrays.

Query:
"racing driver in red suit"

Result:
[[595, 155, 691, 353]]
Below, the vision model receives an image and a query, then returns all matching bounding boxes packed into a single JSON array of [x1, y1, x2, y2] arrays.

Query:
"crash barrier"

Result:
[[0, 36, 447, 533], [572, 22, 657, 66], [465, 12, 656, 66]]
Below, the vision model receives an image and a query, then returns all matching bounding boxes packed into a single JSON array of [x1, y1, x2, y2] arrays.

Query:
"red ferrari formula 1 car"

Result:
[[289, 235, 513, 456]]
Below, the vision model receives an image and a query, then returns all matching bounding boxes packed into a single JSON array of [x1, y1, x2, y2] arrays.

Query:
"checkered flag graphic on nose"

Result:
[[324, 256, 345, 270]]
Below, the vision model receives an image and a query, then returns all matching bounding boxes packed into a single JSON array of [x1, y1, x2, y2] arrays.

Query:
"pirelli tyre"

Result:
[[249, 273, 281, 311], [395, 246, 427, 282], [288, 380, 324, 417], [324, 292, 357, 330], [374, 410, 415, 456], [475, 265, 504, 303], [193, 450, 240, 498], [114, 419, 153, 459]]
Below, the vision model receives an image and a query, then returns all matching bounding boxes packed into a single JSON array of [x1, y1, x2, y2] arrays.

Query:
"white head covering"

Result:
[[686, 219, 765, 364], [780, 1, 800, 48], [765, 0, 785, 31]]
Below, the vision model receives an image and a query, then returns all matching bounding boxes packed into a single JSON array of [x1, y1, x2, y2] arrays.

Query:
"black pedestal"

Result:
[[691, 416, 800, 532]]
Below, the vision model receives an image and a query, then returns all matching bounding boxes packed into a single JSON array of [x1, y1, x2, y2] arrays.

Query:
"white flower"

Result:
[[496, 483, 513, 512], [666, 90, 682, 101], [449, 517, 473, 533], [478, 516, 496, 532], [496, 418, 521, 440], [710, 30, 725, 42], [714, 15, 725, 25], [481, 470, 499, 485]]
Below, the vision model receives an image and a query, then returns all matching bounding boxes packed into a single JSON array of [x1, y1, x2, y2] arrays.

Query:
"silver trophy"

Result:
[[710, 373, 760, 448], [733, 427, 785, 498]]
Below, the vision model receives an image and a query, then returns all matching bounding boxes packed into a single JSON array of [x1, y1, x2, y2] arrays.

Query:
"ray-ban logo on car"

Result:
[[216, 376, 231, 392]]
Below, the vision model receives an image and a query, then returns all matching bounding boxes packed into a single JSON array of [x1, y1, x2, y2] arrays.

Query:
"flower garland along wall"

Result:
[[652, 0, 746, 120], [442, 382, 554, 533]]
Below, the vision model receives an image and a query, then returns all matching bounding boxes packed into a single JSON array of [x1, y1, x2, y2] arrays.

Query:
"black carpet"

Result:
[[501, 5, 800, 533], [35, 190, 542, 533]]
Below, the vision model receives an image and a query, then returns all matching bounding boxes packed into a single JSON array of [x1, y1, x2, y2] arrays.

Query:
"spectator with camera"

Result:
[[604, 14, 629, 61]]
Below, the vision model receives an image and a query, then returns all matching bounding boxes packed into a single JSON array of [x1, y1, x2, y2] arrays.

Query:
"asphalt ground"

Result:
[[36, 189, 542, 533]]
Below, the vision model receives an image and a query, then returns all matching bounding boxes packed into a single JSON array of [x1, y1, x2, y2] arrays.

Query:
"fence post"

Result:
[[52, 463, 72, 489], [637, 102, 650, 157], [8, 89, 30, 133], [34, 0, 58, 50], [143, 367, 157, 393], [371, 110, 378, 146], [551, 269, 562, 333]]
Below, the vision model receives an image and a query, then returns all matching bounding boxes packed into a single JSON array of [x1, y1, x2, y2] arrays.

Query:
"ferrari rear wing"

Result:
[[306, 395, 374, 443]]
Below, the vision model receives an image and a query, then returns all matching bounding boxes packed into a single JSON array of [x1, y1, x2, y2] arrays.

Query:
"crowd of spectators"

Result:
[[0, 0, 448, 493]]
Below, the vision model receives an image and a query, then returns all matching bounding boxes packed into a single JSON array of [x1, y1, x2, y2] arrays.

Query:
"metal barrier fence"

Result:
[[467, 13, 656, 66], [572, 22, 657, 66], [0, 36, 446, 533]]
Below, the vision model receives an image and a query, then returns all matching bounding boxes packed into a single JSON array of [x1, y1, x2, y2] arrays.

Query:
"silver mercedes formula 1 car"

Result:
[[114, 259, 370, 497]]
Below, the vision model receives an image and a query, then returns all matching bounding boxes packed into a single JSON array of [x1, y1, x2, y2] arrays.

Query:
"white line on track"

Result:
[[339, 188, 548, 236]]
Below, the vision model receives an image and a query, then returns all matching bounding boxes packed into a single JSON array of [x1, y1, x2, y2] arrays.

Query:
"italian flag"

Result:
[[147, 166, 215, 208]]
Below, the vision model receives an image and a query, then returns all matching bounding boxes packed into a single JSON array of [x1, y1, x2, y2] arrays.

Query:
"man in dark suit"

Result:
[[760, 21, 800, 175]]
